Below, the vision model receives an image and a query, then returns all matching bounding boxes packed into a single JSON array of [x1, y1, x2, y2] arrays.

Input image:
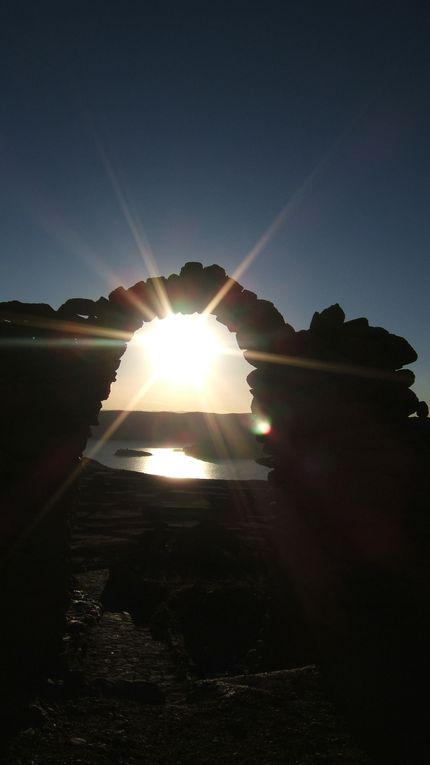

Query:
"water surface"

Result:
[[84, 439, 269, 481]]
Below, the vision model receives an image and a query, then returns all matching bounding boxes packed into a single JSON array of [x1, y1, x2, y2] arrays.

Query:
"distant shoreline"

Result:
[[92, 410, 260, 445], [184, 442, 263, 462]]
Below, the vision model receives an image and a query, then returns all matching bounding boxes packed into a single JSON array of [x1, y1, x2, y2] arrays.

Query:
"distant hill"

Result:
[[91, 410, 264, 459]]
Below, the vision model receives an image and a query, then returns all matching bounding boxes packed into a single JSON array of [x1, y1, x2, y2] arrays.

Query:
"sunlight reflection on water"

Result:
[[84, 440, 269, 481], [143, 447, 206, 478]]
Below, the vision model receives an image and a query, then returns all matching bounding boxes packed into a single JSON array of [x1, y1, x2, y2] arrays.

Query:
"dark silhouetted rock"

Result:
[[310, 303, 345, 332], [417, 400, 429, 419], [57, 298, 99, 318], [114, 448, 152, 456], [0, 300, 56, 317], [179, 261, 204, 277]]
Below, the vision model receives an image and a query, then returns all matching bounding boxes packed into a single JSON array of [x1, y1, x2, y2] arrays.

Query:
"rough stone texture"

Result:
[[1, 263, 429, 762]]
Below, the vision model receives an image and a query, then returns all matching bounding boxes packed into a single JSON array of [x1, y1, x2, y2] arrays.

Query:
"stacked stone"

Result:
[[1, 263, 429, 720], [0, 294, 138, 692], [243, 312, 430, 762], [0, 301, 81, 688], [245, 303, 428, 481]]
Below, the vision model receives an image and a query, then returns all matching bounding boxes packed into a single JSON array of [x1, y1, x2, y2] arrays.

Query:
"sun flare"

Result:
[[140, 314, 221, 388]]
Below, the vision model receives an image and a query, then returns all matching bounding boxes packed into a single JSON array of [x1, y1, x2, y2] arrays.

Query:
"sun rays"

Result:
[[17, 118, 379, 527]]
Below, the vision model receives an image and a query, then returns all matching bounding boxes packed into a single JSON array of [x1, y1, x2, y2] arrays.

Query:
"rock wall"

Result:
[[246, 303, 430, 759], [1, 261, 429, 757]]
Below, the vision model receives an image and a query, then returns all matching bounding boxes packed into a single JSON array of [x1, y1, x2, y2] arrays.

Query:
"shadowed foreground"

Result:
[[5, 460, 372, 765]]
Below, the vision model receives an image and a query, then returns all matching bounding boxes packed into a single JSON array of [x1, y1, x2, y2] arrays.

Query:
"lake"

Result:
[[84, 439, 269, 481]]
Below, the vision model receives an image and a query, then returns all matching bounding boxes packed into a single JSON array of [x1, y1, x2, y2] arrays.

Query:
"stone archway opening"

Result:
[[105, 311, 254, 415], [94, 312, 268, 479], [99, 261, 288, 424]]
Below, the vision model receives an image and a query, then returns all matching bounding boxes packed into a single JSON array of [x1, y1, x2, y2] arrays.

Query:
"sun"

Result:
[[142, 313, 221, 388]]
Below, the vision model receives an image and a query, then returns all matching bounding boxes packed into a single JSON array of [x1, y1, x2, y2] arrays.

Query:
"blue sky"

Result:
[[1, 2, 429, 409]]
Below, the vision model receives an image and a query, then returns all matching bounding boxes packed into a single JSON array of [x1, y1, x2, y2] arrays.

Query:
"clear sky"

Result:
[[1, 2, 429, 411]]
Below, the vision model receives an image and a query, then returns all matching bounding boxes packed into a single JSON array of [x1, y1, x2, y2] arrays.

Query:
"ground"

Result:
[[4, 460, 373, 764]]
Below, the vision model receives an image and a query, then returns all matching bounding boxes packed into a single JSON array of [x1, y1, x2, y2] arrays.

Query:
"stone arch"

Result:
[[1, 261, 429, 751], [0, 259, 425, 499], [52, 260, 425, 475], [0, 261, 291, 520], [55, 260, 291, 429]]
